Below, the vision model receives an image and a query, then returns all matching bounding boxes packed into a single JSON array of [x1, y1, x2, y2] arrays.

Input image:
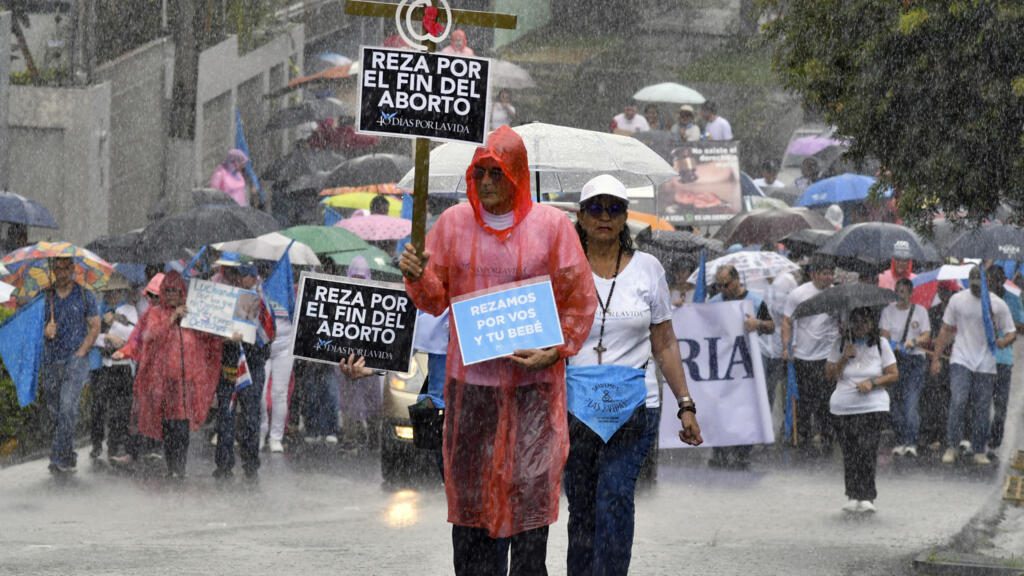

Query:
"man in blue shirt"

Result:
[[41, 256, 101, 473], [987, 267, 1024, 455]]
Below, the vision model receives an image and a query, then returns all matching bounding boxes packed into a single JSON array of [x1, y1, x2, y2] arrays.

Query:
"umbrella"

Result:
[[262, 148, 344, 182], [0, 263, 8, 276], [0, 241, 114, 296], [264, 98, 351, 132], [635, 228, 725, 258], [0, 191, 59, 228], [748, 196, 791, 210], [326, 246, 400, 276], [137, 204, 282, 263], [320, 154, 414, 190], [780, 228, 835, 259], [687, 251, 800, 287], [785, 136, 843, 157], [85, 229, 143, 263], [490, 59, 536, 89], [335, 214, 411, 241], [212, 232, 322, 266], [910, 264, 971, 307], [796, 173, 891, 207], [287, 64, 358, 90], [945, 224, 1024, 261], [397, 122, 676, 199], [319, 52, 352, 67], [632, 82, 706, 105], [322, 192, 403, 217], [113, 263, 148, 286], [792, 283, 897, 319], [817, 223, 941, 272], [713, 208, 834, 247], [768, 186, 802, 206], [280, 225, 370, 254], [0, 279, 14, 302]]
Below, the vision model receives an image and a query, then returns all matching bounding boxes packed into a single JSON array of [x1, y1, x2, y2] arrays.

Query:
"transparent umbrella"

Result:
[[632, 82, 706, 105]]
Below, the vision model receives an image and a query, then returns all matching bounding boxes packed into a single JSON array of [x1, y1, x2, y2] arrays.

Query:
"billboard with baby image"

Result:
[[657, 141, 741, 224]]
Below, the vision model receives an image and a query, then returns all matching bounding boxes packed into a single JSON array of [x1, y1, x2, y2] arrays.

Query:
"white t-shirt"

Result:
[[612, 113, 650, 134], [942, 290, 1016, 374], [491, 103, 516, 129], [765, 271, 799, 358], [753, 178, 785, 191], [705, 116, 733, 140], [879, 302, 930, 357], [783, 281, 839, 361], [828, 338, 895, 415], [95, 303, 138, 368], [569, 251, 672, 408]]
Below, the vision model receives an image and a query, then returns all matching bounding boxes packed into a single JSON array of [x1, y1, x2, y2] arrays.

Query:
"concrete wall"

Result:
[[93, 38, 169, 234], [7, 83, 111, 245]]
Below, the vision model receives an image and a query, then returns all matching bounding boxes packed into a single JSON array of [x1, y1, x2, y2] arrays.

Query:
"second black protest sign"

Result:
[[291, 272, 419, 373]]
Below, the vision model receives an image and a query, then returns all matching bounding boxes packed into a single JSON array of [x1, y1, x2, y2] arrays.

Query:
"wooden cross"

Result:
[[344, 0, 518, 254], [593, 342, 607, 365]]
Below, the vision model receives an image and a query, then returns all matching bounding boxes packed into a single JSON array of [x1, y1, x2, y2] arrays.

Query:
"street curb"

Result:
[[914, 550, 1024, 576]]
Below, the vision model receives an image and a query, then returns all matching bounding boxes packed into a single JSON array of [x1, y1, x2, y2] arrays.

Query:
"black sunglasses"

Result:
[[581, 201, 628, 218], [471, 166, 504, 182]]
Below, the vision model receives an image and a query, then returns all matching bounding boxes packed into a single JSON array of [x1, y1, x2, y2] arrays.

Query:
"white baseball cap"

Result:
[[580, 174, 630, 204]]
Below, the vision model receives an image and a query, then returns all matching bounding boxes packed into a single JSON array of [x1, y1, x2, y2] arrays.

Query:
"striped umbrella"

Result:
[[0, 241, 114, 297]]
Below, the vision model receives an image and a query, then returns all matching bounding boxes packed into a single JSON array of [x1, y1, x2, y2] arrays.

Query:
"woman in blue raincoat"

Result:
[[565, 174, 703, 576]]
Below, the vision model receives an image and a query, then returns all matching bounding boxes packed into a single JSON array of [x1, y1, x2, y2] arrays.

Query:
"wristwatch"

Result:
[[677, 395, 697, 418]]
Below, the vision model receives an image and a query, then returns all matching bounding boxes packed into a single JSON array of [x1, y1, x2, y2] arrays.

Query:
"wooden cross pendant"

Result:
[[594, 342, 607, 365]]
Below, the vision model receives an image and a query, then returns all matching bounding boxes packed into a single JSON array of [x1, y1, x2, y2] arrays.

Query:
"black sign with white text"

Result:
[[357, 46, 491, 144], [291, 272, 419, 373]]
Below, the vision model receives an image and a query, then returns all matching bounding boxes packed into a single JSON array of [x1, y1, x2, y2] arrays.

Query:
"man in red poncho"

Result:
[[398, 126, 597, 574]]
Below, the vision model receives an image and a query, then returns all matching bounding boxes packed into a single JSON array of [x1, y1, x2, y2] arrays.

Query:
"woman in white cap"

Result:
[[564, 174, 703, 575]]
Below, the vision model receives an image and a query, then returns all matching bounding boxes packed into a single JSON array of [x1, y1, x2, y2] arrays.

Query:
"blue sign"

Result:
[[450, 277, 564, 366]]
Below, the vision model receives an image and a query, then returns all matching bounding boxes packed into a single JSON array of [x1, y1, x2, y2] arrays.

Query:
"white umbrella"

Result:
[[213, 232, 322, 266], [397, 122, 676, 198], [633, 82, 706, 105], [490, 59, 536, 89], [0, 279, 13, 302], [688, 251, 801, 287]]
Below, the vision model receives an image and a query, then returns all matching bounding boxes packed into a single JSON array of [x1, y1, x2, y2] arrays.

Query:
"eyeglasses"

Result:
[[471, 166, 504, 182], [581, 201, 628, 218]]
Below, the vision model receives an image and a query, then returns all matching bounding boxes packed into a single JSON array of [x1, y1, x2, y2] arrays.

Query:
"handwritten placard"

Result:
[[181, 278, 258, 344]]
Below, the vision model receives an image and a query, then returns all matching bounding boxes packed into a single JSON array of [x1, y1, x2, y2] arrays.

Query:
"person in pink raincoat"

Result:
[[209, 149, 250, 207], [396, 125, 596, 574]]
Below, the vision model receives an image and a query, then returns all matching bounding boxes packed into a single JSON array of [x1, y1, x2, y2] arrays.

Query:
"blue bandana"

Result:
[[566, 365, 646, 443]]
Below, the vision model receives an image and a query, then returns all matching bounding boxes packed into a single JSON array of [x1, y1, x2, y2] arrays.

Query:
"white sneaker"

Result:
[[324, 435, 339, 445], [269, 439, 284, 453], [304, 435, 322, 444], [857, 500, 876, 514], [892, 445, 906, 457], [959, 440, 973, 453], [973, 453, 991, 465], [941, 448, 957, 464], [904, 446, 918, 458], [842, 499, 860, 513]]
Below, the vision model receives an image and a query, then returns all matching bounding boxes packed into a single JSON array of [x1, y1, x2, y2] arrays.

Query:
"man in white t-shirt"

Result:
[[879, 278, 931, 457], [700, 101, 733, 141], [781, 255, 839, 453], [611, 104, 650, 136], [930, 266, 1016, 465], [752, 159, 785, 192]]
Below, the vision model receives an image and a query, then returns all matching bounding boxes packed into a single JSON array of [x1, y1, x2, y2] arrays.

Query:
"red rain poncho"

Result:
[[405, 126, 597, 538], [132, 273, 223, 440]]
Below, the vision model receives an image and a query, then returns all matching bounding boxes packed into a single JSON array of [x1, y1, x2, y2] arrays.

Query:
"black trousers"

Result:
[[89, 365, 133, 455], [835, 412, 884, 502], [162, 419, 190, 476], [452, 525, 549, 576], [794, 359, 833, 449]]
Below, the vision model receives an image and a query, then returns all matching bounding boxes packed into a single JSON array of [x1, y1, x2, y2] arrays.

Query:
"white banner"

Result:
[[659, 300, 774, 448]]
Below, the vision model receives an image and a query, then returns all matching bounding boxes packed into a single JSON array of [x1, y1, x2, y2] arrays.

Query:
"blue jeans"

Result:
[[990, 363, 1013, 449], [947, 364, 996, 452], [215, 380, 263, 474], [41, 356, 90, 467], [891, 353, 926, 446], [301, 364, 340, 437], [564, 405, 656, 576]]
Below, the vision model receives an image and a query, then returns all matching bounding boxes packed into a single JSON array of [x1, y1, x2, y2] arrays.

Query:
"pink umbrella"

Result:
[[335, 214, 411, 241], [786, 135, 844, 156]]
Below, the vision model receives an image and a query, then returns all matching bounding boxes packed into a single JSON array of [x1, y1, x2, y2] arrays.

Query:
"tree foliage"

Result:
[[764, 0, 1024, 229]]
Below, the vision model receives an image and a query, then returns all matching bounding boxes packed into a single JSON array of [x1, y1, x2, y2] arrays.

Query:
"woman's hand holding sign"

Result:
[[509, 347, 561, 371]]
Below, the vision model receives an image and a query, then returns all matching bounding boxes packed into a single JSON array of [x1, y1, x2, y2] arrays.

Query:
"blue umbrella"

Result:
[[0, 191, 58, 228], [796, 173, 891, 207]]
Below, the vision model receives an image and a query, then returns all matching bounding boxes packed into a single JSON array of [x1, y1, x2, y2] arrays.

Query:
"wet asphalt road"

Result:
[[0, 438, 1002, 576]]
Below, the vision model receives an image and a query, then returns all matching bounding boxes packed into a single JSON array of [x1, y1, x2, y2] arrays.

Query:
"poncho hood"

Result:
[[465, 125, 532, 240]]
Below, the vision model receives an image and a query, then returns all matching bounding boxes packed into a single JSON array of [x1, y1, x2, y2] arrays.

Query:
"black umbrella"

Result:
[[0, 191, 59, 228], [635, 229, 725, 265], [817, 223, 940, 273], [264, 98, 352, 132], [792, 283, 897, 319], [946, 224, 1024, 261], [781, 228, 835, 259], [137, 204, 281, 263], [85, 229, 143, 263], [714, 207, 833, 247], [768, 186, 802, 206], [262, 148, 345, 182], [319, 154, 414, 189]]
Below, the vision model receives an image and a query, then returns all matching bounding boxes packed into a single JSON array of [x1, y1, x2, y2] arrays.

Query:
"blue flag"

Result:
[[784, 360, 799, 442], [693, 249, 707, 303], [263, 241, 295, 319], [183, 245, 207, 280], [979, 266, 997, 354], [235, 109, 265, 206], [0, 297, 46, 407]]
